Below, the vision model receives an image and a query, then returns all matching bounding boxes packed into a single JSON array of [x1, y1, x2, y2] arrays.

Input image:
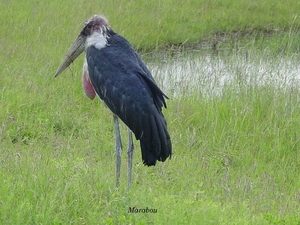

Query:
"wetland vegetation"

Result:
[[1, 0, 300, 224]]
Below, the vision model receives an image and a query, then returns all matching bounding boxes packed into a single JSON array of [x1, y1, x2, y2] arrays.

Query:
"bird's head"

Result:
[[54, 15, 109, 77]]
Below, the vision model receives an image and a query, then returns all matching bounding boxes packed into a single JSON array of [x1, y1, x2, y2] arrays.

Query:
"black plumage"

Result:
[[86, 30, 172, 166]]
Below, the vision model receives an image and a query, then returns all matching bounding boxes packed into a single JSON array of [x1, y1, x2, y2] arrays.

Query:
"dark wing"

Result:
[[86, 33, 171, 165]]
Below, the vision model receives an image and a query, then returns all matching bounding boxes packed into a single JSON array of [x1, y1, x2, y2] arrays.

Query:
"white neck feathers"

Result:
[[86, 30, 108, 50]]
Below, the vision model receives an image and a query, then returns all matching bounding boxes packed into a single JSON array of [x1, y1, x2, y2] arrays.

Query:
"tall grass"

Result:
[[1, 0, 300, 224]]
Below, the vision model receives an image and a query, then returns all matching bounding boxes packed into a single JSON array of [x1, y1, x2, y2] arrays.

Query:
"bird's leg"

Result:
[[113, 114, 122, 188], [127, 129, 134, 191]]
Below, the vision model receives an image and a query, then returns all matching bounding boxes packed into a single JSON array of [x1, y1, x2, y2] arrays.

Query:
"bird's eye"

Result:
[[83, 24, 93, 36], [81, 24, 92, 36]]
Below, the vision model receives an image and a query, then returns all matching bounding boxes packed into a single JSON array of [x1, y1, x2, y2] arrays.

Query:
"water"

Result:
[[145, 50, 300, 98]]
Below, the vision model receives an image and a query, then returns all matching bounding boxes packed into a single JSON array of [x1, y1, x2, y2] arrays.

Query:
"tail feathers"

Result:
[[139, 114, 172, 166], [140, 140, 157, 166]]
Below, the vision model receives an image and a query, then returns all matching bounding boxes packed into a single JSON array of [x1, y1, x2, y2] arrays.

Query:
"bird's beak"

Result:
[[54, 34, 86, 77]]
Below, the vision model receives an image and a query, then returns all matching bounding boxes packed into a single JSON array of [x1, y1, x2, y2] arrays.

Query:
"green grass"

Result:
[[2, 80, 300, 224], [1, 0, 300, 224], [1, 0, 300, 53]]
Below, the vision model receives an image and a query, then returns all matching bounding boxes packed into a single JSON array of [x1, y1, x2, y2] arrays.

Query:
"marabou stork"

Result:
[[54, 15, 172, 190]]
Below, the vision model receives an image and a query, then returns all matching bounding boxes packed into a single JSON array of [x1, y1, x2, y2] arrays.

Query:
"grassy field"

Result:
[[1, 0, 300, 224]]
